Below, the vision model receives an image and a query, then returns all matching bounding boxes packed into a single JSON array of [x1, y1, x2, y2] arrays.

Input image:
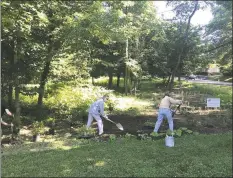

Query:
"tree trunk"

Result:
[[14, 86, 21, 125], [37, 6, 57, 107], [12, 35, 21, 135], [166, 74, 171, 87], [129, 75, 133, 95], [178, 67, 182, 89], [168, 73, 175, 91], [124, 38, 129, 95], [133, 80, 137, 96], [124, 6, 129, 96], [37, 60, 51, 106], [8, 84, 13, 108], [92, 77, 95, 85], [108, 71, 113, 89], [8, 44, 15, 109], [116, 73, 120, 87]]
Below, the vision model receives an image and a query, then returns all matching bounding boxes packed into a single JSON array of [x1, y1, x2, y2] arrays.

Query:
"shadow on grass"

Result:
[[2, 132, 232, 177]]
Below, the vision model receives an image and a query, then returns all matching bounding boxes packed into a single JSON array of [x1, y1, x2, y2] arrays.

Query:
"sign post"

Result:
[[207, 98, 220, 108]]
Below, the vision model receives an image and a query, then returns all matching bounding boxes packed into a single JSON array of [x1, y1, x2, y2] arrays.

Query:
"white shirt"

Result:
[[159, 96, 182, 109], [88, 99, 106, 117]]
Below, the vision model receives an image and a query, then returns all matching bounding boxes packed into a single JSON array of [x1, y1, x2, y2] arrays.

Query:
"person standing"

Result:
[[153, 93, 182, 134], [1, 100, 14, 128], [1, 100, 14, 151], [86, 95, 109, 135]]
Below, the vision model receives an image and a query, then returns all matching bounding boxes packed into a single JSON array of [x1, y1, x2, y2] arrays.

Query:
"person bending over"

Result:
[[86, 95, 109, 135], [153, 93, 182, 134]]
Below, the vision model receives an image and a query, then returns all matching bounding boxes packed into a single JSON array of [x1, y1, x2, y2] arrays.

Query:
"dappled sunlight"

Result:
[[2, 138, 85, 155], [115, 97, 151, 110], [61, 163, 72, 175], [110, 96, 156, 116], [152, 92, 160, 97], [29, 147, 52, 152], [62, 168, 71, 174], [48, 139, 83, 150], [94, 161, 106, 167]]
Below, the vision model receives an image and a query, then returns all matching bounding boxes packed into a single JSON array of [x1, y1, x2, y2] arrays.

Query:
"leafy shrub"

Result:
[[105, 94, 118, 112], [45, 117, 56, 128], [43, 85, 112, 121], [137, 133, 152, 140], [124, 133, 137, 139], [109, 134, 117, 142], [150, 128, 195, 138], [32, 121, 45, 135], [220, 63, 232, 76]]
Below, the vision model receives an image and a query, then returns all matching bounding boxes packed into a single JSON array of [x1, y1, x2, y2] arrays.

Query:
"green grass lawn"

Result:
[[2, 133, 232, 177], [4, 77, 232, 177]]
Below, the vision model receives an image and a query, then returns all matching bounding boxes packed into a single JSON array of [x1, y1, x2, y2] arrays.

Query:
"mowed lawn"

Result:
[[2, 133, 232, 177]]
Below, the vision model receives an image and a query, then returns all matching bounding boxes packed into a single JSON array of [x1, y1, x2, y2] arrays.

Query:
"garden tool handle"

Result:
[[175, 104, 182, 112], [104, 117, 117, 124]]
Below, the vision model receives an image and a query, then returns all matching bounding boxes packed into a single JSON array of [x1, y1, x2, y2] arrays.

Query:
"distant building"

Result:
[[208, 64, 220, 74]]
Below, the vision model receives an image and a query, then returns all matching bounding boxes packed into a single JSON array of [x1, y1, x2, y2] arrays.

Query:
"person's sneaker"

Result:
[[99, 132, 104, 136]]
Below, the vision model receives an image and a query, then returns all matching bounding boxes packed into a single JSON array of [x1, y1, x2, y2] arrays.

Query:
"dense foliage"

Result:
[[1, 1, 231, 127]]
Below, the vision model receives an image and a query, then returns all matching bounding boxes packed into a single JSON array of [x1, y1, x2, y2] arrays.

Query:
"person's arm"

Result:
[[99, 101, 107, 118], [169, 97, 182, 105], [1, 118, 12, 126], [5, 109, 13, 116], [1, 120, 9, 126]]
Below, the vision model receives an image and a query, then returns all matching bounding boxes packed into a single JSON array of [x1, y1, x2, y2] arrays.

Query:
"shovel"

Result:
[[104, 117, 124, 131], [171, 104, 181, 117]]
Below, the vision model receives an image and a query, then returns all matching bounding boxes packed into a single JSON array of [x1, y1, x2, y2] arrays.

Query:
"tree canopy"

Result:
[[1, 1, 231, 123]]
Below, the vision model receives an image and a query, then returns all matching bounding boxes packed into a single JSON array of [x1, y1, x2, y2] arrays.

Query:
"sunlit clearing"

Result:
[[115, 97, 150, 110]]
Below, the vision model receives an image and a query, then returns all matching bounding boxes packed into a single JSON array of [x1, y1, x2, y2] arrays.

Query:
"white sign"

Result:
[[207, 98, 220, 107]]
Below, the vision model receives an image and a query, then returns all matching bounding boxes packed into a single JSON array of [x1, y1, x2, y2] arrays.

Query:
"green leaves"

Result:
[[37, 12, 49, 26], [205, 1, 232, 66]]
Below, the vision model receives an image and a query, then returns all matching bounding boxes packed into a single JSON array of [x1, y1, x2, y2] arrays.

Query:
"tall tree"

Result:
[[166, 0, 199, 90]]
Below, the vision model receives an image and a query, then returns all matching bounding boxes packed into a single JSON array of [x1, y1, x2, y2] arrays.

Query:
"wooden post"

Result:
[[182, 90, 184, 101]]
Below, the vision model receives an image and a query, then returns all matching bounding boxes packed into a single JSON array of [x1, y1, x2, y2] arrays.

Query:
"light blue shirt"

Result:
[[88, 99, 106, 117]]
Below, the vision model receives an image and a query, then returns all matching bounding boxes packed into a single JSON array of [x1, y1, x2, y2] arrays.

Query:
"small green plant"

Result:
[[173, 129, 182, 137], [31, 121, 45, 135], [75, 126, 96, 137], [45, 117, 56, 127], [166, 129, 174, 136], [138, 133, 152, 140], [125, 133, 137, 139], [150, 132, 159, 137], [109, 134, 117, 142]]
